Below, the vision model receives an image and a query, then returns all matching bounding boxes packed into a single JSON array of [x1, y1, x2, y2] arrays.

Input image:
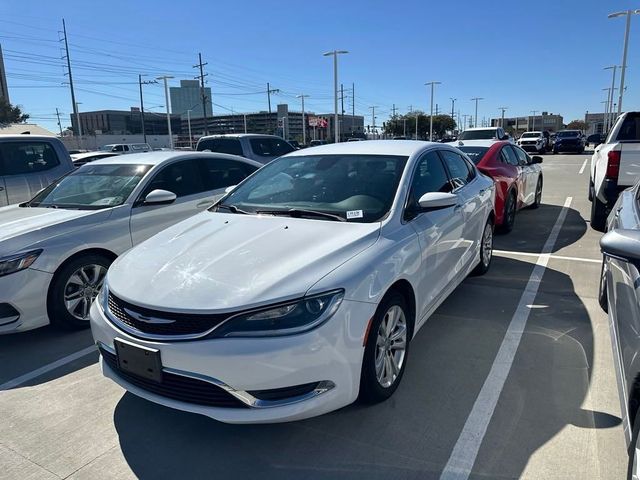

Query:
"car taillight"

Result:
[[606, 150, 621, 179]]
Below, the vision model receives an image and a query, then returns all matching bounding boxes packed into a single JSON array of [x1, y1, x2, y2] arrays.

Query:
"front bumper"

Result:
[[554, 142, 583, 152], [0, 268, 53, 334], [90, 297, 376, 423]]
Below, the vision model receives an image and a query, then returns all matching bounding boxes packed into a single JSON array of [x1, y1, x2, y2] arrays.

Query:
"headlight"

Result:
[[0, 249, 42, 277], [212, 289, 344, 337], [97, 282, 109, 312]]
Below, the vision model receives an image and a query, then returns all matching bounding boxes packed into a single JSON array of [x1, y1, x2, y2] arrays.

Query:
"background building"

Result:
[[170, 80, 212, 119], [585, 112, 606, 135], [0, 44, 9, 103], [183, 103, 364, 143], [71, 108, 182, 136], [491, 112, 564, 134]]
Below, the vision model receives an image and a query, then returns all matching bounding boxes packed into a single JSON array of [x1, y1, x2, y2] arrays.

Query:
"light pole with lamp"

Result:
[[425, 81, 441, 141], [297, 94, 309, 145], [186, 109, 193, 149], [75, 102, 83, 149], [323, 50, 349, 143], [156, 75, 174, 149], [604, 65, 619, 130], [608, 9, 640, 115], [471, 97, 484, 128]]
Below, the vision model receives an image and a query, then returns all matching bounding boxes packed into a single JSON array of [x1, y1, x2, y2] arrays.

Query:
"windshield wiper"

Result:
[[256, 208, 346, 222], [215, 203, 251, 215]]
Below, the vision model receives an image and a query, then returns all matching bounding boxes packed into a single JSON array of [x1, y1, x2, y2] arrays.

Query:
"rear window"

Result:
[[0, 141, 61, 175], [197, 138, 244, 156], [615, 113, 640, 142], [458, 147, 489, 164], [458, 129, 498, 140], [249, 138, 295, 157]]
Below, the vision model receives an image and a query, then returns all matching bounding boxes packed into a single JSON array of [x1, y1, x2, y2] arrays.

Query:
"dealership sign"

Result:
[[308, 116, 328, 128]]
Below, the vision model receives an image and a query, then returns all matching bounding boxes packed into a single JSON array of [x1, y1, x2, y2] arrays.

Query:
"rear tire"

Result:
[[359, 292, 410, 404], [500, 191, 517, 233], [590, 195, 608, 232], [48, 253, 112, 330], [472, 219, 493, 276]]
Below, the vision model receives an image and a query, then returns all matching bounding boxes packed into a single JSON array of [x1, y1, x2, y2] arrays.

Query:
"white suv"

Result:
[[589, 111, 640, 231], [454, 127, 512, 143]]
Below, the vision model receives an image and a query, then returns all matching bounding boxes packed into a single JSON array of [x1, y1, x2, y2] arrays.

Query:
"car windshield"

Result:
[[458, 130, 497, 140], [215, 154, 408, 222], [26, 164, 151, 209], [458, 147, 489, 164], [521, 133, 540, 138], [557, 131, 580, 138]]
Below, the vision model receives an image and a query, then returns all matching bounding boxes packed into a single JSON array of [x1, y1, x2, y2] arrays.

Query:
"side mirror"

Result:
[[601, 229, 640, 264], [418, 192, 458, 210], [224, 185, 237, 194], [143, 189, 177, 205], [531, 156, 543, 164]]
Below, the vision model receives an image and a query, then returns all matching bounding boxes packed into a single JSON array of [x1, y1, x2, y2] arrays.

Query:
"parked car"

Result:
[[196, 134, 295, 164], [90, 140, 496, 423], [0, 135, 74, 207], [599, 191, 640, 478], [517, 131, 549, 154], [70, 151, 120, 168], [99, 143, 152, 153], [553, 130, 585, 154], [458, 140, 543, 232], [589, 112, 640, 231], [288, 140, 301, 149], [586, 133, 606, 148], [454, 127, 511, 142], [309, 139, 328, 147], [0, 151, 261, 334]]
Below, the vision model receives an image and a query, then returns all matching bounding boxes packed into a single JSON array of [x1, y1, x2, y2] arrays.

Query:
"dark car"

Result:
[[586, 133, 606, 148], [553, 130, 585, 154]]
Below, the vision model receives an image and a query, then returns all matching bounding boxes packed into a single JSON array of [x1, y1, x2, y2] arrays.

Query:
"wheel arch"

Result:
[[384, 279, 417, 338]]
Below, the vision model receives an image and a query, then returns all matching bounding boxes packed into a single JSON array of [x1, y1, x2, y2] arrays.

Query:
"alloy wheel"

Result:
[[482, 222, 493, 267], [63, 264, 107, 320], [375, 305, 407, 388]]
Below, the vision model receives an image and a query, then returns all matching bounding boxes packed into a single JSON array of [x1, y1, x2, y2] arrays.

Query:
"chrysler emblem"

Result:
[[124, 307, 176, 325]]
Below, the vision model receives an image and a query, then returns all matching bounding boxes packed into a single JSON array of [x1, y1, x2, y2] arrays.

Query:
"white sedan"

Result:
[[90, 140, 496, 423], [0, 152, 260, 333]]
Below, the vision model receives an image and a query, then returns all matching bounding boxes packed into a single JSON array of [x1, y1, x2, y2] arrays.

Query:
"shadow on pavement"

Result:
[[0, 324, 95, 386], [113, 258, 602, 480], [495, 205, 586, 254]]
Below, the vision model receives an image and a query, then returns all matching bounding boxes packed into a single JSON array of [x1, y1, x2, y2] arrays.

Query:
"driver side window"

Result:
[[405, 151, 451, 220]]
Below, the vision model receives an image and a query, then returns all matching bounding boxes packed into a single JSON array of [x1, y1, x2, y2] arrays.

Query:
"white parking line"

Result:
[[440, 197, 572, 480], [0, 345, 97, 391], [494, 249, 600, 264], [579, 158, 588, 174]]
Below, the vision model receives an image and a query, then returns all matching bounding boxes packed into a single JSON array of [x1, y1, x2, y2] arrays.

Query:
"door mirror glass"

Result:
[[531, 156, 543, 164], [418, 192, 457, 210], [601, 229, 640, 263], [144, 189, 176, 205]]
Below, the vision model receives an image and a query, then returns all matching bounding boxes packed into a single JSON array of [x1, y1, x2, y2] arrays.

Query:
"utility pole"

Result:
[[462, 114, 469, 131], [498, 107, 508, 128], [138, 75, 156, 143], [450, 98, 456, 119], [266, 82, 279, 134], [340, 83, 345, 140], [425, 81, 441, 141], [352, 83, 355, 118], [193, 53, 209, 135], [391, 104, 398, 135], [471, 97, 484, 129], [61, 19, 79, 137], [186, 109, 193, 149], [323, 50, 349, 143], [369, 106, 376, 139], [157, 76, 175, 149], [297, 94, 309, 145], [55, 108, 63, 136]]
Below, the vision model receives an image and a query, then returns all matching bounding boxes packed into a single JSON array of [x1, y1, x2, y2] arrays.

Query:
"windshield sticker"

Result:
[[346, 210, 363, 220]]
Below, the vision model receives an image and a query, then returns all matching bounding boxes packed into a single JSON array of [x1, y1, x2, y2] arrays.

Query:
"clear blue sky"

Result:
[[2, 0, 639, 132]]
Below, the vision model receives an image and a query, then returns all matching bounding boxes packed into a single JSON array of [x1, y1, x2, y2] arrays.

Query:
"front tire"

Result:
[[359, 292, 410, 404], [47, 254, 111, 330], [529, 177, 543, 209]]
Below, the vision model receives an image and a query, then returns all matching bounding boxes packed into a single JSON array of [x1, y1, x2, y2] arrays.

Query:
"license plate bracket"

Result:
[[114, 338, 163, 383]]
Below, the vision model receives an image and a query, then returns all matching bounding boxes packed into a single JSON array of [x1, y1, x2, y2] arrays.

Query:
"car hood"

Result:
[[108, 212, 381, 312], [0, 205, 112, 255]]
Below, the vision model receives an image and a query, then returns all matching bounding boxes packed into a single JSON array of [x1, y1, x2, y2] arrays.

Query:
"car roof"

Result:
[[0, 135, 60, 142], [71, 151, 120, 160], [198, 134, 285, 139], [87, 150, 262, 167], [286, 140, 441, 157], [453, 139, 508, 148], [463, 127, 499, 131]]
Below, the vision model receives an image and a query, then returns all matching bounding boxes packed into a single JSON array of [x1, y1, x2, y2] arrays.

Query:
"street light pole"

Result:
[[604, 65, 618, 130], [425, 81, 441, 141], [75, 102, 82, 149], [157, 75, 175, 149], [530, 110, 539, 131], [186, 109, 193, 149], [498, 107, 508, 128], [369, 106, 376, 139], [608, 9, 640, 115], [297, 94, 310, 145], [602, 88, 612, 131], [450, 98, 456, 119], [323, 50, 349, 143], [471, 97, 484, 128]]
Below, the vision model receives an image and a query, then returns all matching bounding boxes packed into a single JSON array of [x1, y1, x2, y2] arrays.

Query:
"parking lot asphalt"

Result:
[[0, 152, 627, 480]]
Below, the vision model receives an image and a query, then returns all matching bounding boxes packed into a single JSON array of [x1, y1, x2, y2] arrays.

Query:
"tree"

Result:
[[566, 120, 587, 131], [0, 98, 29, 124], [383, 111, 457, 139]]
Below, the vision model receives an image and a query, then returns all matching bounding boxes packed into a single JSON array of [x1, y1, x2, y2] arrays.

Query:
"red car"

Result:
[[457, 140, 543, 232]]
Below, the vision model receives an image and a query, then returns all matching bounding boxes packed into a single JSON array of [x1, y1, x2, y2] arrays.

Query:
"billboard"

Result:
[[308, 116, 328, 128]]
